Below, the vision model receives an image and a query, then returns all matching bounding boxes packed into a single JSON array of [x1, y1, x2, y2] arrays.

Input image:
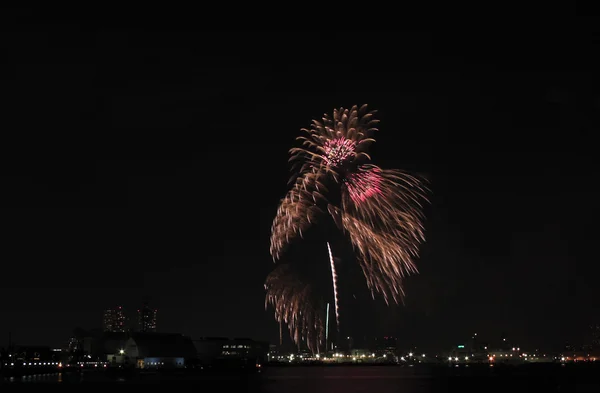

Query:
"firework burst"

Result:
[[270, 171, 327, 261], [264, 264, 325, 353], [289, 104, 378, 178], [267, 104, 429, 350]]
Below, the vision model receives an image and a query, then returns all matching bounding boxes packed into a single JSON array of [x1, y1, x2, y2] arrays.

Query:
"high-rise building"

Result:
[[591, 324, 600, 349], [103, 306, 126, 332], [138, 302, 157, 332]]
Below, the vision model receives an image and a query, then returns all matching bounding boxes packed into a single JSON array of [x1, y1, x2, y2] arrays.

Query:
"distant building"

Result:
[[487, 347, 523, 365], [137, 302, 157, 332], [268, 344, 286, 363], [372, 336, 398, 352], [103, 306, 126, 332], [107, 333, 196, 369], [66, 328, 110, 364], [193, 337, 269, 367], [12, 346, 58, 363], [93, 332, 129, 363], [591, 324, 600, 350]]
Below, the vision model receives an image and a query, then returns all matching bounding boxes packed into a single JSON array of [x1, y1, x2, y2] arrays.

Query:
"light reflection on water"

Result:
[[2, 372, 80, 384], [19, 372, 62, 383], [2, 365, 599, 392]]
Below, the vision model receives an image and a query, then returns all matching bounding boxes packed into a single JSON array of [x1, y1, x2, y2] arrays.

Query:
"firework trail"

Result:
[[327, 242, 340, 332], [325, 303, 330, 349], [267, 104, 429, 350], [264, 264, 325, 353]]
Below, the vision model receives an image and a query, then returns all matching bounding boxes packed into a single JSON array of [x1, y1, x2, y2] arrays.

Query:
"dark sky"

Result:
[[1, 10, 599, 352]]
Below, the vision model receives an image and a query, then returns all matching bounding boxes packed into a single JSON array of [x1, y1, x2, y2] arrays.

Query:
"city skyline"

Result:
[[1, 19, 599, 350], [101, 302, 157, 333]]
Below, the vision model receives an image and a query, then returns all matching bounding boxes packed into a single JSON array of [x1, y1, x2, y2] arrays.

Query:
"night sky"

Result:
[[2, 11, 599, 352]]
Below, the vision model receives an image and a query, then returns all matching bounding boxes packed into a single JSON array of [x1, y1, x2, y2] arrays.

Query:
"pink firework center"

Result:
[[323, 138, 356, 167], [345, 168, 383, 204]]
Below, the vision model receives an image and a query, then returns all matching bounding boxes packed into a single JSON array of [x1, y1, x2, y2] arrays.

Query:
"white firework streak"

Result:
[[327, 242, 340, 332]]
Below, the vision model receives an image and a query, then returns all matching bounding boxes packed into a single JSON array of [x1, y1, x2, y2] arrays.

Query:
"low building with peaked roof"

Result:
[[110, 332, 196, 368]]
